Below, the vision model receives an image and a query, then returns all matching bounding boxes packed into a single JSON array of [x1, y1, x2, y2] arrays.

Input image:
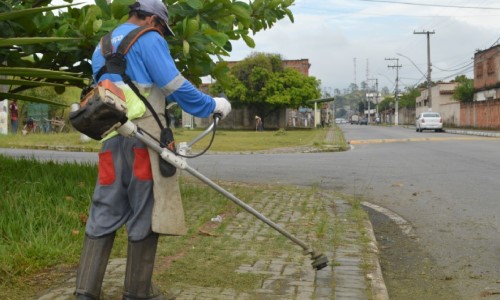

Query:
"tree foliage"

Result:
[[378, 96, 394, 112], [377, 86, 419, 112], [0, 0, 295, 104], [209, 52, 321, 115], [398, 86, 419, 108], [452, 75, 474, 102]]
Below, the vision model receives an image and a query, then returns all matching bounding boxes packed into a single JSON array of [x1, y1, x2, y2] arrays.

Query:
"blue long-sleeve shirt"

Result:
[[92, 23, 215, 118]]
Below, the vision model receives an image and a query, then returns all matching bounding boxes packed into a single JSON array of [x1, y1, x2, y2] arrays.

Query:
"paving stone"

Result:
[[335, 287, 368, 300]]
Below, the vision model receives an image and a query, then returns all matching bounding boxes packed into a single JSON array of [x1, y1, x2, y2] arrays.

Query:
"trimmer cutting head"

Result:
[[311, 251, 329, 270]]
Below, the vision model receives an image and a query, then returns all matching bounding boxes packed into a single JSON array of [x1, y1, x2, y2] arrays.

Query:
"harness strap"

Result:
[[96, 26, 167, 130]]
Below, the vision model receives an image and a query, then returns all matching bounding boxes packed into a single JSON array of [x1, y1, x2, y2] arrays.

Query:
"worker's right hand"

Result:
[[213, 97, 231, 119]]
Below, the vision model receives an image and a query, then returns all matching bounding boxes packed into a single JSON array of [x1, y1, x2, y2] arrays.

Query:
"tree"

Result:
[[452, 75, 474, 102], [1, 0, 295, 103], [381, 86, 390, 95], [348, 83, 358, 93], [0, 1, 87, 106], [398, 87, 419, 108], [209, 52, 321, 115]]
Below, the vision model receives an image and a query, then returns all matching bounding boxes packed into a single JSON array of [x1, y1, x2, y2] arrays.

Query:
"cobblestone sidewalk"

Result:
[[36, 196, 384, 299]]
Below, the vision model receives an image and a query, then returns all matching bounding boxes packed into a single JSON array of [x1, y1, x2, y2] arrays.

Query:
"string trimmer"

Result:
[[70, 90, 328, 270]]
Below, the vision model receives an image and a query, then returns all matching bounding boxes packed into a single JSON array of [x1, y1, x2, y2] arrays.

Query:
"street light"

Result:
[[397, 53, 432, 109], [396, 53, 426, 78]]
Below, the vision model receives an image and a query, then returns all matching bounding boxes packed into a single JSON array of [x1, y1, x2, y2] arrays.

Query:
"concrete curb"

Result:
[[444, 128, 500, 137], [364, 219, 389, 300]]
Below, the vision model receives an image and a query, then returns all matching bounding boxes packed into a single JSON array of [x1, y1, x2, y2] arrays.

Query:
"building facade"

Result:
[[415, 82, 460, 126], [473, 44, 500, 101]]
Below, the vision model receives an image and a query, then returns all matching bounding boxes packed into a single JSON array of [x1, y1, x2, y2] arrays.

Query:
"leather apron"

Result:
[[135, 87, 187, 236]]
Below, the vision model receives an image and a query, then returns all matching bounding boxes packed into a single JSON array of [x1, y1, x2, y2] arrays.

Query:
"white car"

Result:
[[416, 112, 443, 132]]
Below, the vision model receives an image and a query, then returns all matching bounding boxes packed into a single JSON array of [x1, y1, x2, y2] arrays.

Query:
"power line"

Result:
[[435, 65, 474, 81], [433, 62, 473, 72], [357, 0, 500, 10]]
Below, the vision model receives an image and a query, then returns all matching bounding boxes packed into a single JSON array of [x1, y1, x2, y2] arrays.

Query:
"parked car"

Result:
[[416, 112, 443, 132], [359, 118, 368, 125]]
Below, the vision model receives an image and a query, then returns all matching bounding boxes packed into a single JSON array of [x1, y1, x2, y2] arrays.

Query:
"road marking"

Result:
[[349, 136, 494, 145], [362, 201, 417, 239]]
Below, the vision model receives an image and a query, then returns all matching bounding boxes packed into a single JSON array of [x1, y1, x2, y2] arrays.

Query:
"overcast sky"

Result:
[[55, 0, 500, 93], [226, 0, 500, 93]]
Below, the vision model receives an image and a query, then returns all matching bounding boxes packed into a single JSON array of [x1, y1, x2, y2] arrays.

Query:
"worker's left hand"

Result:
[[213, 97, 232, 119]]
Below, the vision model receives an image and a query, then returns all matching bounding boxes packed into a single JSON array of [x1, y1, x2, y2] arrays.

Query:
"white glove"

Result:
[[213, 97, 232, 119]]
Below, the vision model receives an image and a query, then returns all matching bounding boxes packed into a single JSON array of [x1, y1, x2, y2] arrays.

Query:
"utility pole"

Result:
[[366, 59, 370, 122], [367, 78, 379, 123], [385, 58, 402, 126], [414, 30, 435, 109]]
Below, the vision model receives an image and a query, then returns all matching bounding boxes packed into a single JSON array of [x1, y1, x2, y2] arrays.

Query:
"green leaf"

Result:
[[232, 1, 251, 19], [0, 93, 68, 107], [111, 0, 134, 20], [186, 0, 204, 10], [242, 34, 255, 48], [183, 18, 199, 39], [95, 0, 112, 18], [284, 8, 294, 22], [206, 32, 229, 48], [183, 40, 190, 56], [55, 24, 70, 37], [93, 19, 103, 33]]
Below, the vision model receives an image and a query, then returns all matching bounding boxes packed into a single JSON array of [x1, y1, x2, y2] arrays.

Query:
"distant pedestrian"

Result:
[[255, 115, 263, 131], [9, 99, 18, 134]]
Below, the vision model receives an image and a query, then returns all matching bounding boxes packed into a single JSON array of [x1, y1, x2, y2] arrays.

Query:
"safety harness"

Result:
[[95, 26, 168, 131]]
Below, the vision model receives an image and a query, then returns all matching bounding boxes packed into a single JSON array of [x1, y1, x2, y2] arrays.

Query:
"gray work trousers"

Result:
[[86, 135, 154, 241]]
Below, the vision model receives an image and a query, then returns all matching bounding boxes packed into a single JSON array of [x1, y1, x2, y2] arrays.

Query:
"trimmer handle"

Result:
[[213, 112, 223, 120]]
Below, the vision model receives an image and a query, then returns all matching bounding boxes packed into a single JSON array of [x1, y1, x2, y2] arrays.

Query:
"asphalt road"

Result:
[[1, 125, 499, 299]]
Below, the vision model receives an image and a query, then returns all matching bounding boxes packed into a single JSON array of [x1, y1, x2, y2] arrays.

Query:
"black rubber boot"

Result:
[[122, 233, 168, 300], [75, 233, 115, 300]]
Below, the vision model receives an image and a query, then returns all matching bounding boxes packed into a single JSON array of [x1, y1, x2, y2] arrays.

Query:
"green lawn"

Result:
[[0, 126, 344, 152]]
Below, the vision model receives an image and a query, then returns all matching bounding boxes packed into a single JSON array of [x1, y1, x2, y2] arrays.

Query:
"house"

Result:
[[459, 45, 500, 128], [415, 82, 459, 126], [473, 44, 500, 101]]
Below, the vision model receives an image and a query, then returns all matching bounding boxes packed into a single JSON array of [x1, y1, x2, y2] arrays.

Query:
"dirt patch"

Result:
[[364, 206, 463, 300]]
